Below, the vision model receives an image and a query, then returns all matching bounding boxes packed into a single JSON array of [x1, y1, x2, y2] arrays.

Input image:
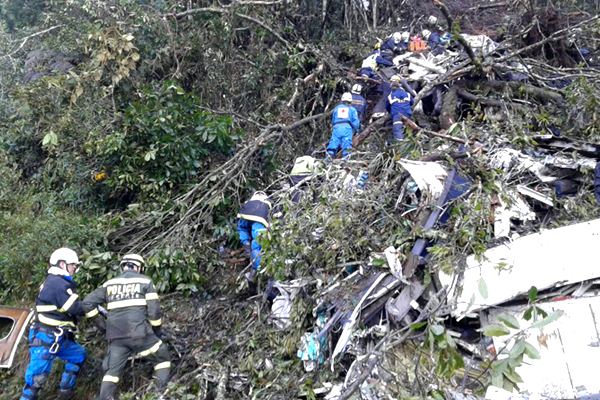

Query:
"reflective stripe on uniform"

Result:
[[102, 375, 120, 383], [237, 213, 269, 228], [37, 313, 76, 327], [154, 361, 171, 370], [388, 94, 411, 104], [86, 308, 99, 318], [138, 340, 162, 357], [59, 293, 79, 312], [103, 277, 151, 287], [107, 298, 147, 310], [36, 305, 58, 312], [145, 292, 159, 300], [149, 318, 162, 327]]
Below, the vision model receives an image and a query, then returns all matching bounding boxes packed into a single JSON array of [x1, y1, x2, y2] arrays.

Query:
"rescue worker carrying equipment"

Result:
[[386, 75, 414, 140], [82, 254, 171, 400], [20, 248, 90, 400], [350, 83, 367, 121], [327, 93, 360, 159], [237, 192, 272, 282], [360, 50, 393, 79]]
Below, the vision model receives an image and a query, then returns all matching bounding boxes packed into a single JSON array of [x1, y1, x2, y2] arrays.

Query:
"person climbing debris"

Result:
[[386, 75, 414, 141], [360, 49, 393, 80], [327, 92, 360, 159], [350, 83, 367, 121], [290, 155, 319, 203], [237, 191, 272, 282], [82, 254, 171, 400], [20, 248, 90, 400]]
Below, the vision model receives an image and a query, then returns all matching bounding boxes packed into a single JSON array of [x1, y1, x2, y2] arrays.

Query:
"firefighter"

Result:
[[237, 191, 272, 282], [82, 254, 171, 400], [20, 248, 91, 400]]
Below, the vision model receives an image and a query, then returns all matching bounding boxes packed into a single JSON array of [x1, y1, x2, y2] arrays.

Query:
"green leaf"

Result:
[[528, 286, 538, 302], [410, 321, 427, 330], [478, 278, 488, 299], [430, 325, 445, 336], [491, 373, 504, 388], [497, 312, 520, 329], [492, 358, 509, 374], [523, 342, 541, 360], [478, 324, 510, 337], [523, 306, 533, 321], [509, 339, 526, 358], [503, 370, 524, 384], [529, 310, 564, 329]]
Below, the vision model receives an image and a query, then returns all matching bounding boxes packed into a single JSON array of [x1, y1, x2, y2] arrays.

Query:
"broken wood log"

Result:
[[439, 85, 460, 130], [401, 116, 472, 144], [457, 88, 505, 107], [481, 81, 564, 105], [353, 114, 391, 147]]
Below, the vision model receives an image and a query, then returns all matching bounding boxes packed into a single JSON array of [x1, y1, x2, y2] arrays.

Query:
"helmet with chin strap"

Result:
[[120, 254, 145, 272]]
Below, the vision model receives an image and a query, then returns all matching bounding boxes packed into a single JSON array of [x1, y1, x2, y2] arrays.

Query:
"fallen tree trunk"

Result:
[[439, 85, 460, 130]]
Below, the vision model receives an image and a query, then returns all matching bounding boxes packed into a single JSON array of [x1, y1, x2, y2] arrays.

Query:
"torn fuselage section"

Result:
[[0, 307, 33, 369]]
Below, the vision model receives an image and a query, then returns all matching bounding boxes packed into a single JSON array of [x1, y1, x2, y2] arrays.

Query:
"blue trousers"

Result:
[[392, 114, 405, 140], [327, 127, 353, 158], [237, 219, 266, 271], [21, 329, 86, 400]]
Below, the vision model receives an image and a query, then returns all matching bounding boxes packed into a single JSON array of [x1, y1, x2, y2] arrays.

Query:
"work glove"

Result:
[[97, 306, 108, 318], [243, 241, 251, 259], [153, 326, 173, 342]]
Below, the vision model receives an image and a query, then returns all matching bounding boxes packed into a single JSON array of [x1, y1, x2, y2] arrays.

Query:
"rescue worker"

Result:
[[237, 191, 271, 282], [350, 83, 367, 121], [82, 254, 171, 400], [386, 75, 414, 140], [290, 155, 318, 186], [20, 248, 89, 400], [290, 155, 319, 203], [327, 92, 360, 159], [360, 50, 393, 80], [380, 32, 403, 60]]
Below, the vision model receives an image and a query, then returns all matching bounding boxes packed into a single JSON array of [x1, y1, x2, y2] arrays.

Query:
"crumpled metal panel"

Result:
[[0, 307, 33, 368]]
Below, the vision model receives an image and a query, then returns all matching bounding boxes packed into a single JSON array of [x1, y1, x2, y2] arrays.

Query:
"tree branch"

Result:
[[165, 7, 290, 48], [0, 25, 62, 60], [433, 0, 483, 75]]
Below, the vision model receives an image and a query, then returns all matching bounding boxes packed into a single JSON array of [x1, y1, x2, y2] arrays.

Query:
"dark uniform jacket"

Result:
[[82, 271, 162, 340], [237, 199, 271, 228], [34, 267, 85, 329]]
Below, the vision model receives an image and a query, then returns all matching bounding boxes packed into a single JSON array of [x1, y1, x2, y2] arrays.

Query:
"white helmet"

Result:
[[392, 32, 402, 42], [401, 31, 410, 40], [421, 29, 432, 40], [341, 92, 353, 102], [50, 248, 79, 266], [428, 15, 438, 25], [390, 75, 401, 83], [251, 191, 269, 202], [351, 84, 362, 94], [120, 254, 145, 270]]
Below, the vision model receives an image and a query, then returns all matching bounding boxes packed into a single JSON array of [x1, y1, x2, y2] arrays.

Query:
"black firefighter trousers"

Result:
[[99, 335, 171, 400]]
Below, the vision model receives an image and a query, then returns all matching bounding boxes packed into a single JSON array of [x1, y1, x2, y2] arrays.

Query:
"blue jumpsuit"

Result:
[[386, 88, 414, 140], [21, 267, 87, 400], [237, 199, 271, 271], [327, 103, 360, 158]]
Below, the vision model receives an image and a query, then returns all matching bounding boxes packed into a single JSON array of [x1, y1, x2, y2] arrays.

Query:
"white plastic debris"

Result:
[[384, 246, 403, 280], [399, 159, 448, 198]]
